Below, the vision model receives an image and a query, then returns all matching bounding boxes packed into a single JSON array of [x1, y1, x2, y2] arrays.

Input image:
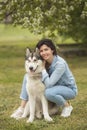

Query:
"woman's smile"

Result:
[[39, 45, 54, 63]]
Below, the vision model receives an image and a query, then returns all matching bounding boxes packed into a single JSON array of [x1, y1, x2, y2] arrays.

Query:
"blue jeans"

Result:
[[45, 86, 76, 106], [20, 74, 76, 106], [20, 74, 28, 101]]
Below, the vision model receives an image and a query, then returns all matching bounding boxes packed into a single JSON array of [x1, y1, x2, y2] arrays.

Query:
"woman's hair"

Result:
[[36, 39, 57, 72], [36, 39, 57, 55]]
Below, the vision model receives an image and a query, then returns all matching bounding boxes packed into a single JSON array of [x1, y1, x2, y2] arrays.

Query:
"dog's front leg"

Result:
[[27, 94, 36, 123], [41, 95, 53, 122]]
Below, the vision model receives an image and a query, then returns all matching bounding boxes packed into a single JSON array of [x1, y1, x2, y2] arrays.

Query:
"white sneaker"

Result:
[[10, 107, 24, 119], [61, 106, 73, 117]]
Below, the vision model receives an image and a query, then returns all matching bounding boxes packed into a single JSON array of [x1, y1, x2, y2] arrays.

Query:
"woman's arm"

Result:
[[42, 62, 66, 88]]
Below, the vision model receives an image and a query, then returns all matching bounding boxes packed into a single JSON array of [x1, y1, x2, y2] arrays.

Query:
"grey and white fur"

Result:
[[21, 48, 58, 123]]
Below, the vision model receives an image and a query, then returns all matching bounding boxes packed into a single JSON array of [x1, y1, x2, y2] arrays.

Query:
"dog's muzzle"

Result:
[[29, 66, 33, 71], [29, 66, 38, 72]]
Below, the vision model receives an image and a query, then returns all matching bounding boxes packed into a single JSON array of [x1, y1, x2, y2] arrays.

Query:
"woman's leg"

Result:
[[45, 85, 76, 106], [20, 74, 28, 101], [45, 86, 76, 117], [11, 74, 28, 118], [20, 100, 27, 108]]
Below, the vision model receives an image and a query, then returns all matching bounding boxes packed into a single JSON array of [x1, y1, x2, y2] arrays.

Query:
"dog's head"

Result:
[[25, 47, 43, 74]]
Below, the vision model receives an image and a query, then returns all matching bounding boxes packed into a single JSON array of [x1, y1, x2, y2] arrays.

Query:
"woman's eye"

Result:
[[45, 48, 48, 51]]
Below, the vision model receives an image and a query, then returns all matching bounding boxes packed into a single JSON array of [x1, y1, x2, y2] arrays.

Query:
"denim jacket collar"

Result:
[[49, 55, 58, 69]]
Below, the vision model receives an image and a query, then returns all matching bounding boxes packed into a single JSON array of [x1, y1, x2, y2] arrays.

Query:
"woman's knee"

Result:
[[45, 89, 65, 106], [45, 89, 54, 100]]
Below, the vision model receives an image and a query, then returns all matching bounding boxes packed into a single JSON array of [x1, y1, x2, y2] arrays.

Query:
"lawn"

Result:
[[0, 24, 87, 130]]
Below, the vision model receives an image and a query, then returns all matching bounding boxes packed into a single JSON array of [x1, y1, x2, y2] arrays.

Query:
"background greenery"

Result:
[[0, 24, 87, 130], [0, 0, 87, 43]]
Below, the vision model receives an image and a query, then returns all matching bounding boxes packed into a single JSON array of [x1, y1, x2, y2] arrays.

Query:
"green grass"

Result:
[[0, 24, 87, 130]]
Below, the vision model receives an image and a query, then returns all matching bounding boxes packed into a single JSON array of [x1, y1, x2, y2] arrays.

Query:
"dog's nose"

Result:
[[29, 67, 33, 70]]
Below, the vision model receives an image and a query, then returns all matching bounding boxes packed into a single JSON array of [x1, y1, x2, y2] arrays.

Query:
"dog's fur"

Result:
[[21, 48, 58, 123]]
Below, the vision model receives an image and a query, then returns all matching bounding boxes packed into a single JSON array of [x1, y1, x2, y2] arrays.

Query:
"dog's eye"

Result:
[[34, 59, 37, 62]]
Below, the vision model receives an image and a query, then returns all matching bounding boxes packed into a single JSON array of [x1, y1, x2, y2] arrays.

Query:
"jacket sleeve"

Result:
[[42, 61, 66, 88]]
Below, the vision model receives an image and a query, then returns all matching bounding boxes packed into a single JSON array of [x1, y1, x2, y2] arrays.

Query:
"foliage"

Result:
[[0, 0, 87, 42]]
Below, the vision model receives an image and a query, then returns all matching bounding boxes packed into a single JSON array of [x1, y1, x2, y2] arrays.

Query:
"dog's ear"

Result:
[[25, 47, 31, 58], [35, 48, 43, 60], [35, 48, 39, 54], [35, 48, 40, 58]]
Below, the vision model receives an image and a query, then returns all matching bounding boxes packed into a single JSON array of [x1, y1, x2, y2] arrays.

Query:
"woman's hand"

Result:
[[43, 60, 46, 68], [42, 60, 47, 74], [42, 60, 46, 69], [42, 60, 46, 70]]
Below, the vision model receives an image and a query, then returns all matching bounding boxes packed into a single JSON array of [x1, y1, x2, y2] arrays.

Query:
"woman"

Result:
[[11, 39, 78, 118]]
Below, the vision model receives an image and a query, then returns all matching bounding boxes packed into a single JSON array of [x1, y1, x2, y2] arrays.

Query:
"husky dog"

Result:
[[22, 48, 58, 123]]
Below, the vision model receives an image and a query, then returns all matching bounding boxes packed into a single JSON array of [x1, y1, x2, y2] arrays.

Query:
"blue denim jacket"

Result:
[[42, 55, 78, 95]]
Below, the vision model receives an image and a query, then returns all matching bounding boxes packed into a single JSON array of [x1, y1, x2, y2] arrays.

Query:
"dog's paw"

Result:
[[44, 116, 53, 122], [21, 114, 27, 118], [26, 117, 34, 123]]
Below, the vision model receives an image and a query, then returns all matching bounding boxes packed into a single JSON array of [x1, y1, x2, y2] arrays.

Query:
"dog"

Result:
[[21, 48, 58, 123]]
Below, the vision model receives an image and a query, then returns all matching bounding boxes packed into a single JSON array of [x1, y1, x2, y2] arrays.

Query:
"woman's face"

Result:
[[39, 44, 54, 62]]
